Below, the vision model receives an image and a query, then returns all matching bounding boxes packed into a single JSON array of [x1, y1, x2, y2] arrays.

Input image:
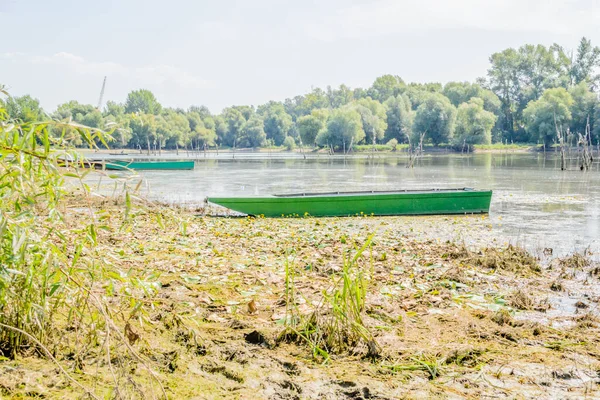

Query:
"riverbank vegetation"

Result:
[[3, 38, 600, 154]]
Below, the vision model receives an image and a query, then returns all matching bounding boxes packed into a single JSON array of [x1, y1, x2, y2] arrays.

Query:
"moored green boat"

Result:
[[104, 160, 195, 170], [207, 188, 492, 217]]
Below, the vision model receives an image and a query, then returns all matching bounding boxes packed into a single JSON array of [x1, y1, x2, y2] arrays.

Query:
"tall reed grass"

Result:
[[0, 94, 163, 397]]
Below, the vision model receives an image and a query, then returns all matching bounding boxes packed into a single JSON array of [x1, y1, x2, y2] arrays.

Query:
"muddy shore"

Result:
[[1, 199, 598, 399]]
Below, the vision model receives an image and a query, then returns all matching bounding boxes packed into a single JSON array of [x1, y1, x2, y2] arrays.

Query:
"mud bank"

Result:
[[1, 199, 599, 399]]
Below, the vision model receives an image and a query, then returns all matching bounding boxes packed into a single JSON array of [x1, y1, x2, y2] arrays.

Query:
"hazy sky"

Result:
[[1, 0, 599, 113]]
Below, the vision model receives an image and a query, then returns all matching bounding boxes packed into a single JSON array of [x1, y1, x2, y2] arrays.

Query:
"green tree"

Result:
[[213, 115, 228, 146], [487, 48, 522, 139], [4, 95, 44, 122], [258, 102, 292, 145], [283, 95, 305, 120], [594, 105, 600, 145], [188, 105, 212, 119], [570, 37, 600, 88], [523, 87, 574, 146], [50, 101, 109, 146], [187, 112, 216, 150], [367, 75, 406, 102], [352, 87, 368, 100], [239, 115, 266, 148], [104, 101, 125, 118], [413, 93, 457, 145], [158, 109, 190, 153], [487, 43, 571, 142], [403, 84, 442, 111], [101, 101, 132, 146], [326, 84, 354, 108], [443, 82, 502, 114], [298, 88, 330, 116], [517, 44, 570, 102], [568, 82, 597, 135], [231, 105, 254, 120], [454, 98, 497, 146], [124, 89, 162, 115], [352, 97, 387, 144], [317, 108, 365, 150], [297, 109, 328, 146], [384, 94, 413, 142], [129, 113, 158, 153], [221, 108, 246, 147]]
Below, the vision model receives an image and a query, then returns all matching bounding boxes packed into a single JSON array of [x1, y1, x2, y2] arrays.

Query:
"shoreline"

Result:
[[85, 144, 541, 157]]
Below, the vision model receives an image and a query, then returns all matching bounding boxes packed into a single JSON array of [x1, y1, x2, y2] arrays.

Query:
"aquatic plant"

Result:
[[280, 235, 379, 361]]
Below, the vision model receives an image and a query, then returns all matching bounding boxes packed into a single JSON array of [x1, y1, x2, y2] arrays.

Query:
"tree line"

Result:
[[2, 37, 600, 152]]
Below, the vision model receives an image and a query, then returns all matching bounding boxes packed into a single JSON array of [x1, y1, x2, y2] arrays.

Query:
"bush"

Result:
[[283, 136, 296, 151], [386, 138, 398, 151]]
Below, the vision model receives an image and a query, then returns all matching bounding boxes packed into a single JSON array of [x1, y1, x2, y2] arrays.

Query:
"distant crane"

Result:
[[96, 76, 107, 110]]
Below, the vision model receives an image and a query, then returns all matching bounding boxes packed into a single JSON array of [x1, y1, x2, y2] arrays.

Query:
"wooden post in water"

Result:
[[554, 114, 566, 171], [579, 117, 593, 171]]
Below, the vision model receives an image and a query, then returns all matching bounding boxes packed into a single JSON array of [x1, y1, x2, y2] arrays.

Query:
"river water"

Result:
[[89, 152, 600, 257]]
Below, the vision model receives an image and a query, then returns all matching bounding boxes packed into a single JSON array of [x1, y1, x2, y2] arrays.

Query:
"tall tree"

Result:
[[453, 98, 497, 146], [221, 108, 246, 147], [413, 93, 457, 145], [124, 89, 162, 115], [129, 113, 158, 153], [568, 82, 597, 136], [517, 44, 570, 102], [240, 115, 267, 148], [326, 84, 354, 108], [103, 101, 130, 147], [298, 88, 329, 116], [4, 95, 44, 122], [158, 109, 190, 153], [187, 111, 216, 150], [231, 105, 254, 121], [367, 75, 406, 102], [487, 48, 522, 138], [317, 108, 364, 150], [258, 101, 292, 146], [443, 82, 501, 114], [523, 87, 573, 146], [352, 97, 387, 144], [384, 94, 413, 142], [594, 103, 600, 145], [297, 109, 328, 146], [188, 105, 212, 119], [213, 115, 228, 146], [570, 37, 600, 88], [404, 84, 441, 110]]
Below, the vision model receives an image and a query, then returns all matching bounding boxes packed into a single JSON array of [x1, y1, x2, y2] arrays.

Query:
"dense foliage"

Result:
[[5, 37, 600, 151]]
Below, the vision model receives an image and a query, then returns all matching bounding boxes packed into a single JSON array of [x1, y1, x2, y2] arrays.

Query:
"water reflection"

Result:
[[96, 153, 599, 256]]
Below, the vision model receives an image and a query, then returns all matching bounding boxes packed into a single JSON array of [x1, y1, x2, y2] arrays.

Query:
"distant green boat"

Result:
[[207, 188, 492, 217], [104, 160, 195, 170]]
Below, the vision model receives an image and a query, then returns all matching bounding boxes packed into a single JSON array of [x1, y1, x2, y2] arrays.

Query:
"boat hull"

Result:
[[104, 160, 195, 170], [207, 189, 492, 217]]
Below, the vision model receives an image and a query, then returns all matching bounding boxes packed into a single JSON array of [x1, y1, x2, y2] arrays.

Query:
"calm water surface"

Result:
[[96, 152, 600, 256]]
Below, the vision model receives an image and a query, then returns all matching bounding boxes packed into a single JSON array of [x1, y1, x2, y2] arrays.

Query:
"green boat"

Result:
[[104, 160, 195, 170], [207, 188, 492, 217]]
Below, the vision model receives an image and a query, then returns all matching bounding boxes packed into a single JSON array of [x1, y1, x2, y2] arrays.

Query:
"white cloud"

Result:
[[10, 51, 210, 90], [1, 52, 26, 59], [306, 0, 599, 41]]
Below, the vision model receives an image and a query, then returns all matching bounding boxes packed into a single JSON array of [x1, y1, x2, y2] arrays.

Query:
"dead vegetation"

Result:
[[1, 197, 599, 399]]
